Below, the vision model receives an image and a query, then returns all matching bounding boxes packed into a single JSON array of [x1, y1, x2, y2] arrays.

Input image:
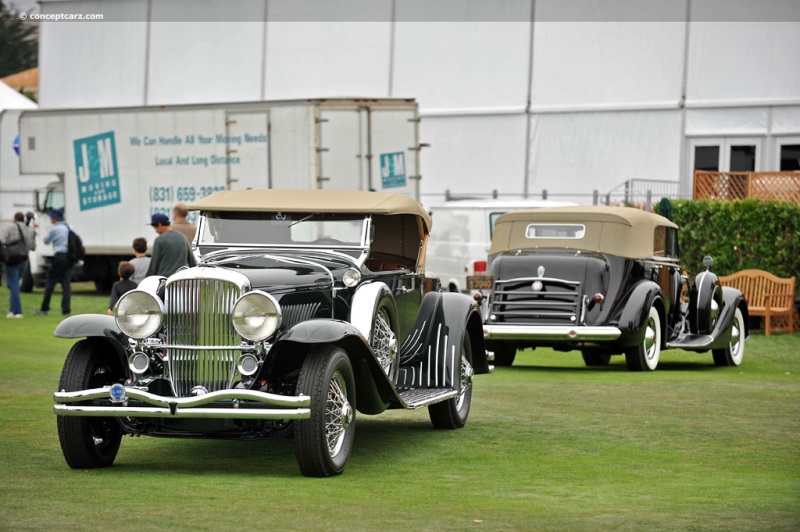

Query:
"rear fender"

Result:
[[396, 292, 486, 390], [614, 281, 663, 347]]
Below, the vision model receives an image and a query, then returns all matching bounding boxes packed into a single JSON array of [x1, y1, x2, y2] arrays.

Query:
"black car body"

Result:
[[475, 206, 748, 371], [53, 189, 489, 476]]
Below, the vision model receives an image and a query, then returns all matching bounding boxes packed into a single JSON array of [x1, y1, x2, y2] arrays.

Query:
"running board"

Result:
[[667, 333, 714, 349], [397, 388, 458, 409]]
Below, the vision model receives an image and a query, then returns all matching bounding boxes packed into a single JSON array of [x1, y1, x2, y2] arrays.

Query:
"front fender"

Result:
[[274, 319, 394, 415], [614, 281, 661, 347], [54, 314, 130, 369], [55, 314, 123, 339], [275, 319, 366, 345]]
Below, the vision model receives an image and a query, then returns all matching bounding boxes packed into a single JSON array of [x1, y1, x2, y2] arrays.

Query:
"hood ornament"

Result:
[[537, 265, 545, 278]]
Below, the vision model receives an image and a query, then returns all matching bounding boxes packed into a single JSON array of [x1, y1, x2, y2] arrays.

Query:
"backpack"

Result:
[[67, 229, 85, 263]]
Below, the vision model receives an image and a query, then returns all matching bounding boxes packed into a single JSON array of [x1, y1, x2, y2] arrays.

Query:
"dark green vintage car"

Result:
[[53, 189, 489, 477], [475, 206, 748, 371]]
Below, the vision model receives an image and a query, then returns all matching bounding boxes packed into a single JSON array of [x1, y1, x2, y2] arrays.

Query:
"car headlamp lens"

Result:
[[232, 291, 282, 341], [115, 290, 164, 339], [342, 268, 361, 287]]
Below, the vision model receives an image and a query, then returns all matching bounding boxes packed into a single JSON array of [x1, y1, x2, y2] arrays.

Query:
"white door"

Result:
[[370, 109, 419, 199], [688, 137, 763, 174], [225, 112, 271, 190], [318, 109, 367, 191]]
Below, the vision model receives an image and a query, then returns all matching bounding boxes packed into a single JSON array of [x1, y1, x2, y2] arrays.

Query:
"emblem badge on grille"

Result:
[[532, 280, 543, 292], [537, 265, 545, 278]]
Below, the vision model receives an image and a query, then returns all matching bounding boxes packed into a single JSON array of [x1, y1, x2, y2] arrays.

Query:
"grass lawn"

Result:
[[0, 282, 798, 530]]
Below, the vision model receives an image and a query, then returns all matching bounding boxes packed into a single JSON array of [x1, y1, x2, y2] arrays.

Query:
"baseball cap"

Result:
[[49, 208, 64, 221], [149, 213, 170, 226]]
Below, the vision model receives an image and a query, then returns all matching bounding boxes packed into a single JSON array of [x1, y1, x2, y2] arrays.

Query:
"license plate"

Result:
[[467, 275, 493, 290]]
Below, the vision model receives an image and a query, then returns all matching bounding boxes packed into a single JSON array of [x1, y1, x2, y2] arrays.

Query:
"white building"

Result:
[[32, 0, 800, 204]]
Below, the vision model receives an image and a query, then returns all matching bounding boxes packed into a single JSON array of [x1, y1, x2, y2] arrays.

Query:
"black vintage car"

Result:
[[474, 206, 748, 371], [53, 189, 489, 477]]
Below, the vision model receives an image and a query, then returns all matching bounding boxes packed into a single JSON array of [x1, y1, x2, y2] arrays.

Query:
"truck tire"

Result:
[[20, 262, 34, 293]]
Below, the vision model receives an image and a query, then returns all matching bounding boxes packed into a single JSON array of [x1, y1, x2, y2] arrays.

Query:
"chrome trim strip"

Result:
[[495, 276, 580, 286], [54, 405, 310, 420], [160, 344, 246, 351], [55, 386, 311, 407], [483, 324, 622, 341]]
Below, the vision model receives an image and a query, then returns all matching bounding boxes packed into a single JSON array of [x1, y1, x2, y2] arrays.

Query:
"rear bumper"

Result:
[[54, 386, 311, 420], [483, 324, 622, 341]]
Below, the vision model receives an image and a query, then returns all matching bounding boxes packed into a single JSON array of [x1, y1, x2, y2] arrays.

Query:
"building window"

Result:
[[730, 145, 756, 172], [694, 146, 719, 171], [780, 144, 800, 171]]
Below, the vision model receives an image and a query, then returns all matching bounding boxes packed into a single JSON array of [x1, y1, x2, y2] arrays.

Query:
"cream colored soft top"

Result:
[[189, 189, 432, 232], [489, 206, 678, 259]]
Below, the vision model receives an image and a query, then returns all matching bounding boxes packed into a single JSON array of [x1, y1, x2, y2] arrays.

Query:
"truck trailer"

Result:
[[19, 98, 422, 289]]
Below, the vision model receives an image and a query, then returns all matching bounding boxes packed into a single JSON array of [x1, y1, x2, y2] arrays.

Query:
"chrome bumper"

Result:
[[483, 324, 622, 341], [54, 386, 311, 420]]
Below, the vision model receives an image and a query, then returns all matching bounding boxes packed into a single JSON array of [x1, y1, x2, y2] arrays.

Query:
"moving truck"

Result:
[[19, 98, 421, 289]]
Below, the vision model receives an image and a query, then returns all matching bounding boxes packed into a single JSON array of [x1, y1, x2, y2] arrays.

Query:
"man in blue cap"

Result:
[[35, 209, 74, 316], [145, 212, 196, 278]]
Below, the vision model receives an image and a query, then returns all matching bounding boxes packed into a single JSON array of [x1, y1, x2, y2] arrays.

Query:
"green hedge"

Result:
[[655, 199, 800, 293]]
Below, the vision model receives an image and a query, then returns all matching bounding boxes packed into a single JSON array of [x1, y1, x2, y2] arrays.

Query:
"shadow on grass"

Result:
[[109, 416, 441, 477], [507, 359, 722, 373]]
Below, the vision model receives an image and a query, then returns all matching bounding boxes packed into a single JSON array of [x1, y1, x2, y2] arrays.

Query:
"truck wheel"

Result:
[[294, 346, 356, 477], [56, 339, 124, 469], [713, 307, 745, 367], [581, 349, 611, 367], [429, 333, 474, 429], [20, 262, 34, 293], [625, 306, 661, 372]]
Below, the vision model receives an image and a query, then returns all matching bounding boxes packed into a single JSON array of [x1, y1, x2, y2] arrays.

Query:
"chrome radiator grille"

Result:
[[165, 278, 242, 397], [491, 277, 582, 325]]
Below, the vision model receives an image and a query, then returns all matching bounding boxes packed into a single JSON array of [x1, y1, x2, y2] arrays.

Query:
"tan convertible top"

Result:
[[189, 189, 432, 232], [490, 206, 678, 259]]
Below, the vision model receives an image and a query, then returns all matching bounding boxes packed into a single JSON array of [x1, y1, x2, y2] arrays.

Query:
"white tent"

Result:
[[0, 80, 37, 110], [0, 80, 50, 226]]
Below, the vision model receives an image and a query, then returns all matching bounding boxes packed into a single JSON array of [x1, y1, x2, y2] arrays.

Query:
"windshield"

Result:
[[198, 211, 368, 249]]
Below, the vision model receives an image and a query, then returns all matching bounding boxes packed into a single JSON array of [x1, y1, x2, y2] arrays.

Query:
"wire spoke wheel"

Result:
[[295, 346, 356, 477], [324, 371, 352, 457], [429, 333, 474, 429], [372, 307, 397, 377]]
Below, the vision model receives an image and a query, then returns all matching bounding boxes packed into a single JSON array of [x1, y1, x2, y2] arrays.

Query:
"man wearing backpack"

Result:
[[1, 212, 36, 318], [35, 209, 76, 316]]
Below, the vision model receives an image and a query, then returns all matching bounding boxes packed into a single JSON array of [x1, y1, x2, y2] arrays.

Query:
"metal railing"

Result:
[[424, 179, 687, 210]]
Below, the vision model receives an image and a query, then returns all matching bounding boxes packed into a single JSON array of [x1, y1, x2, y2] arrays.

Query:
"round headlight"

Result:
[[115, 290, 164, 339], [232, 291, 282, 341], [342, 268, 361, 287]]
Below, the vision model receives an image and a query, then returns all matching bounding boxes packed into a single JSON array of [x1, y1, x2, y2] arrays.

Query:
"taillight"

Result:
[[473, 260, 487, 273]]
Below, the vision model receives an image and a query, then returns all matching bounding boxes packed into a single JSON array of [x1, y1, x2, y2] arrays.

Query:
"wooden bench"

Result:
[[719, 269, 796, 336]]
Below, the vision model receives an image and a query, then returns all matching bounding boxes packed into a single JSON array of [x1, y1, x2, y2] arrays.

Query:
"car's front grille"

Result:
[[491, 277, 582, 325], [165, 278, 242, 397]]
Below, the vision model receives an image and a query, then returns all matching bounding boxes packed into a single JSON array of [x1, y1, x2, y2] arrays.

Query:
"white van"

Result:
[[426, 199, 576, 293]]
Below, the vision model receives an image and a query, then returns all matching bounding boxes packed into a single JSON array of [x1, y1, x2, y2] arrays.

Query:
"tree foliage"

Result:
[[0, 2, 38, 78]]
